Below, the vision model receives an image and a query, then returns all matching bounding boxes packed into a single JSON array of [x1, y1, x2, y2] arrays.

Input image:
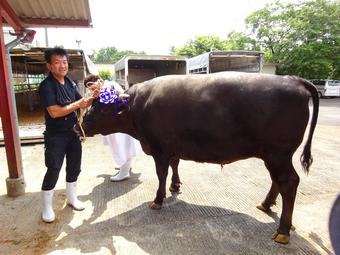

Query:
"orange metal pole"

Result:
[[0, 15, 23, 178]]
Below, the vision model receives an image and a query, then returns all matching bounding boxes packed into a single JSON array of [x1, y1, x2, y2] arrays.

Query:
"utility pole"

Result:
[[76, 39, 82, 49], [44, 28, 49, 47]]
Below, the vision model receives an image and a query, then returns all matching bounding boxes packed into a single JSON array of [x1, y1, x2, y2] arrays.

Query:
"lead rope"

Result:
[[77, 80, 103, 142]]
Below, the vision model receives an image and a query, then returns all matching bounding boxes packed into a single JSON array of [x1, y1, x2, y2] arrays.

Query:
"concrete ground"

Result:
[[0, 99, 339, 255]]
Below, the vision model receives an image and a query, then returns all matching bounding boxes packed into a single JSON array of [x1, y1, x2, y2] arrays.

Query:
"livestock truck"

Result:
[[187, 50, 264, 74], [114, 55, 187, 89]]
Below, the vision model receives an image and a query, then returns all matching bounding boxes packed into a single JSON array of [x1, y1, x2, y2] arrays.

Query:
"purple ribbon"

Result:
[[99, 87, 129, 115], [99, 87, 118, 104]]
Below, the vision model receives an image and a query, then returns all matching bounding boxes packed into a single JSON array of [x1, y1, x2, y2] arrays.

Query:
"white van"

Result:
[[324, 80, 340, 97]]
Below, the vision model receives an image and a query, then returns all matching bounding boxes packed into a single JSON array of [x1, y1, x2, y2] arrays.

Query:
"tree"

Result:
[[170, 35, 229, 57], [171, 33, 259, 57], [246, 0, 340, 79], [98, 69, 113, 81], [225, 31, 260, 51], [93, 47, 146, 63], [94, 47, 118, 63]]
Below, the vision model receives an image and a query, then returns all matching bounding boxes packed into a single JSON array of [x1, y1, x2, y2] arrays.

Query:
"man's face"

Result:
[[47, 54, 68, 78]]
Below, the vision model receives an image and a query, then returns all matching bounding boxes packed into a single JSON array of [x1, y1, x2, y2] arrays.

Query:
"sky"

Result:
[[32, 0, 278, 55]]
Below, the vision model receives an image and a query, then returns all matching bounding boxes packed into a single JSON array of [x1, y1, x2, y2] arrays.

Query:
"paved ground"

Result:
[[0, 99, 339, 255]]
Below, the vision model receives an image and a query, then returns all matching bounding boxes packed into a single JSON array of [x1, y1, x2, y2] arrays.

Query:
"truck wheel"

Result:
[[318, 92, 322, 98]]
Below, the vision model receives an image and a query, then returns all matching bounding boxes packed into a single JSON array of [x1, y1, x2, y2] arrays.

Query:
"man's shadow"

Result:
[[0, 171, 142, 255], [80, 172, 142, 224]]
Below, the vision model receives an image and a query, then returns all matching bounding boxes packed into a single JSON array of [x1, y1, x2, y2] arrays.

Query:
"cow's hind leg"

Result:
[[169, 158, 182, 193], [150, 156, 170, 210], [264, 155, 300, 244], [257, 181, 279, 212]]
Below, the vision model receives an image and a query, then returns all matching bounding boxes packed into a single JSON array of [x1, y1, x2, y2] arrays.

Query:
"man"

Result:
[[84, 74, 141, 182], [39, 47, 98, 223]]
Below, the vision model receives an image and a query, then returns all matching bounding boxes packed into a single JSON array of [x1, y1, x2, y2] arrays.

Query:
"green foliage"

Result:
[[98, 69, 113, 81], [171, 33, 259, 57], [225, 31, 260, 51], [93, 47, 146, 63], [246, 0, 340, 79], [170, 35, 227, 57], [94, 47, 118, 63]]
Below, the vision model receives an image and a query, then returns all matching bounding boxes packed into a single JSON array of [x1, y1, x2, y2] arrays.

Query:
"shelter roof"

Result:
[[3, 0, 92, 28], [10, 47, 94, 75]]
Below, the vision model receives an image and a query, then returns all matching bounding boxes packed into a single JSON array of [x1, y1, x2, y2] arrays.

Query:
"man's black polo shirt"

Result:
[[39, 74, 82, 133]]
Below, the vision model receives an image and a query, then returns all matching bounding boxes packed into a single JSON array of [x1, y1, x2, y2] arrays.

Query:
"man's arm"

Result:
[[47, 98, 90, 118]]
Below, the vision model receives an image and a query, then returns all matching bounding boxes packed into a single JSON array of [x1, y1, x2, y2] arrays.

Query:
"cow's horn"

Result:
[[118, 93, 130, 101]]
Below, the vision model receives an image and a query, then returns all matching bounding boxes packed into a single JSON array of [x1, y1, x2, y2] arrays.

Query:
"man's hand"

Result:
[[88, 84, 100, 99], [91, 88, 100, 98], [77, 98, 89, 109]]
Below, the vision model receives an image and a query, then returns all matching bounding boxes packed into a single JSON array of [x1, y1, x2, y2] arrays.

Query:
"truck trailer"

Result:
[[187, 50, 264, 74], [114, 55, 187, 89]]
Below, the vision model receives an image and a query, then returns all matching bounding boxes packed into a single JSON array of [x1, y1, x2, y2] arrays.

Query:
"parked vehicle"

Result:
[[324, 80, 340, 97], [187, 50, 263, 74], [310, 79, 326, 98], [114, 55, 187, 89]]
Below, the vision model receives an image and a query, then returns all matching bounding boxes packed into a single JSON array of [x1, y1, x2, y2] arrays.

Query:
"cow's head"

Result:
[[74, 85, 130, 137]]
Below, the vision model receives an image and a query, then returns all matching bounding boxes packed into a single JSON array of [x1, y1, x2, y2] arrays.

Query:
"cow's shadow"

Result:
[[47, 190, 329, 255]]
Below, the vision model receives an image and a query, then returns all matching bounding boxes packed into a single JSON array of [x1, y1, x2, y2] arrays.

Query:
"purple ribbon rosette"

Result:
[[98, 87, 129, 115], [99, 87, 118, 104]]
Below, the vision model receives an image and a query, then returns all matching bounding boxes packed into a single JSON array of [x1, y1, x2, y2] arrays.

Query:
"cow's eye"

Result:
[[100, 105, 113, 115]]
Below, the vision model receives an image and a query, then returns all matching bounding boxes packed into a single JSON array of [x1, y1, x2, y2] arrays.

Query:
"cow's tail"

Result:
[[299, 78, 319, 174]]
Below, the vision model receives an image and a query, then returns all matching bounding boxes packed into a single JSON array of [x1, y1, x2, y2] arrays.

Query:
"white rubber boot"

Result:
[[42, 190, 55, 223], [66, 182, 85, 211], [110, 158, 132, 182]]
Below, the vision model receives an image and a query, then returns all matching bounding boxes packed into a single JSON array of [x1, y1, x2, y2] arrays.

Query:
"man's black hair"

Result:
[[44, 47, 69, 63]]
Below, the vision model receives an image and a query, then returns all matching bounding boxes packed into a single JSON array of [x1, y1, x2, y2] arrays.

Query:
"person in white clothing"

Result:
[[103, 133, 141, 181], [84, 74, 142, 181]]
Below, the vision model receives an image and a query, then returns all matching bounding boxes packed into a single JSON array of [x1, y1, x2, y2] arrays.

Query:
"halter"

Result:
[[77, 79, 104, 142], [76, 81, 129, 142]]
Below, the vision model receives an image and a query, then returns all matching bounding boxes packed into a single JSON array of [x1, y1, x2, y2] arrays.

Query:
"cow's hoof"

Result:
[[256, 203, 270, 212], [256, 201, 276, 212], [169, 182, 181, 193], [272, 231, 290, 244], [149, 202, 162, 210]]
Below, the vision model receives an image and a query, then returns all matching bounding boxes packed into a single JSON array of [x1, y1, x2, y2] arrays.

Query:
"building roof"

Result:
[[4, 0, 92, 28], [10, 47, 95, 77]]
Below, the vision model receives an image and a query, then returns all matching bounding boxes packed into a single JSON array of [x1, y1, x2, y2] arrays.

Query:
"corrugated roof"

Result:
[[6, 0, 92, 28], [10, 47, 93, 75]]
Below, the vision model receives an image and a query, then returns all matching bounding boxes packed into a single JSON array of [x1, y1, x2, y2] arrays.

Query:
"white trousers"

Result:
[[103, 133, 142, 168]]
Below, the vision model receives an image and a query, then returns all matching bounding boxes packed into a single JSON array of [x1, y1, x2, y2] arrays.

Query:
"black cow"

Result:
[[75, 72, 319, 244]]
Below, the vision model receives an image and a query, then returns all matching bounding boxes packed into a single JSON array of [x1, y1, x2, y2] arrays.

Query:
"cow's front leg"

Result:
[[169, 158, 181, 193], [150, 156, 169, 210]]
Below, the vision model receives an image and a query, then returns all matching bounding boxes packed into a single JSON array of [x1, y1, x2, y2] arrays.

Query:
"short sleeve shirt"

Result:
[[39, 74, 82, 133]]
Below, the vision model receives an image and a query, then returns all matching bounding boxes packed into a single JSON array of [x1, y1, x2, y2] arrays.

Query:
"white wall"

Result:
[[261, 63, 277, 75]]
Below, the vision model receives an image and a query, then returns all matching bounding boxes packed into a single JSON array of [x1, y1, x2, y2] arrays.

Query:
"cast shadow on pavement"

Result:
[[0, 176, 332, 255], [0, 171, 141, 255], [48, 193, 327, 255], [80, 172, 142, 225]]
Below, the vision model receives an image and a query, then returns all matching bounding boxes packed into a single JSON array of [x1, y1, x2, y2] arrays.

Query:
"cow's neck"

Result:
[[116, 88, 140, 140]]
